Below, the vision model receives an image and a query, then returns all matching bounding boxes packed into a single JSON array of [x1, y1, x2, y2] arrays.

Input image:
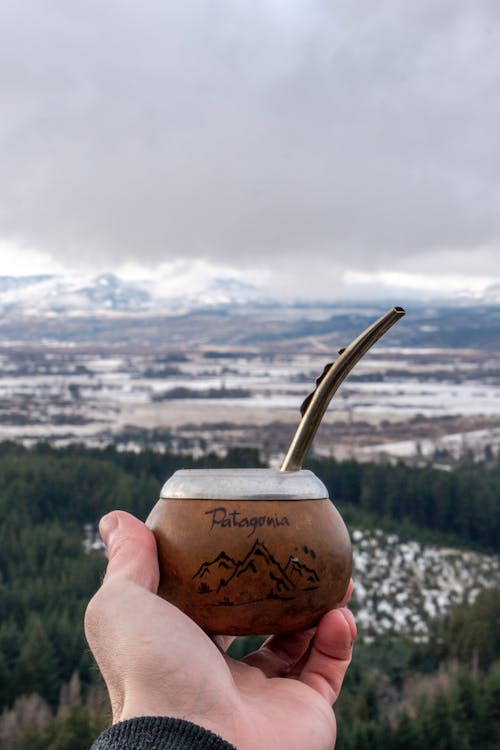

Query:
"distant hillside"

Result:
[[1, 272, 500, 349]]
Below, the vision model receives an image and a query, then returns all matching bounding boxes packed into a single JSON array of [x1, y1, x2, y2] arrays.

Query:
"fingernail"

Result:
[[99, 512, 119, 547]]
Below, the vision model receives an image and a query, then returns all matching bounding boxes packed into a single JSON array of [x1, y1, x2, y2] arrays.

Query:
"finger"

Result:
[[243, 586, 356, 679], [299, 608, 356, 705], [241, 627, 316, 677], [99, 510, 159, 592], [276, 587, 356, 680], [338, 578, 354, 608]]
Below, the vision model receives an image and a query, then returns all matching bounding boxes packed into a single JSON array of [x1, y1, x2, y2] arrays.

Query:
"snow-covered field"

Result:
[[351, 529, 500, 640], [2, 345, 500, 462]]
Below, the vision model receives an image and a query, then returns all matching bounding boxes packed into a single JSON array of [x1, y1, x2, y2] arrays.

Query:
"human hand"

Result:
[[85, 510, 356, 750]]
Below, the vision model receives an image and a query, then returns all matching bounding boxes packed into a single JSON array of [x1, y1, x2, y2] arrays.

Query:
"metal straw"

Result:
[[280, 306, 406, 472]]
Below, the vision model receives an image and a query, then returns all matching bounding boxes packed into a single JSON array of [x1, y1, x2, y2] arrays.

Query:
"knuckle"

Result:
[[84, 584, 113, 642], [84, 590, 102, 640]]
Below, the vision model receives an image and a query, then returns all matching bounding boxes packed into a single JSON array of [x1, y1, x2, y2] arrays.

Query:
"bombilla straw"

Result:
[[280, 306, 406, 472]]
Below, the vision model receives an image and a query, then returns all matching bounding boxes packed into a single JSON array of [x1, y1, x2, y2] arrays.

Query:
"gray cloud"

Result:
[[1, 0, 499, 286]]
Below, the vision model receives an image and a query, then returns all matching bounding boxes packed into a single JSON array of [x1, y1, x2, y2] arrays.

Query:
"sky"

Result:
[[0, 0, 499, 300]]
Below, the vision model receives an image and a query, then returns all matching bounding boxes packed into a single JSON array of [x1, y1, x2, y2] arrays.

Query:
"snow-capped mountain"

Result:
[[0, 273, 264, 316]]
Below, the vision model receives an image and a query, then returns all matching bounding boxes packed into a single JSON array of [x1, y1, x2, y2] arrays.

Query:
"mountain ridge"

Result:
[[2, 272, 500, 319], [0, 272, 266, 316]]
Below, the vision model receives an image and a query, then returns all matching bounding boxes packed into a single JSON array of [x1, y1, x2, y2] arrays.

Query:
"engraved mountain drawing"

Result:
[[193, 551, 238, 593], [193, 540, 320, 604], [284, 556, 321, 590]]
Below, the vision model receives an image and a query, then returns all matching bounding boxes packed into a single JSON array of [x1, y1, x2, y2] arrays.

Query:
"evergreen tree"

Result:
[[480, 667, 500, 750], [16, 615, 59, 708], [14, 705, 105, 750], [449, 669, 479, 749], [421, 690, 467, 750], [391, 711, 423, 750]]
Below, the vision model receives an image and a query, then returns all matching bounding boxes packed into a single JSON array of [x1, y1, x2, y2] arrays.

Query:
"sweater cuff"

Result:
[[89, 716, 237, 750]]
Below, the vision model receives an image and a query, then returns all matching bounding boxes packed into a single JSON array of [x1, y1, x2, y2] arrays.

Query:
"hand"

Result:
[[85, 510, 356, 750]]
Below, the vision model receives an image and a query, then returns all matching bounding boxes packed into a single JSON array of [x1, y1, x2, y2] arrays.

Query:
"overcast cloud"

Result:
[[0, 1, 499, 297]]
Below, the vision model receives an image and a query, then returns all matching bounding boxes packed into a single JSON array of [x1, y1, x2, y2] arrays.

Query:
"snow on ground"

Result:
[[351, 528, 500, 640]]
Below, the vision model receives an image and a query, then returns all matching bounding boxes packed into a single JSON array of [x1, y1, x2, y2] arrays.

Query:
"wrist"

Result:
[[118, 695, 245, 749]]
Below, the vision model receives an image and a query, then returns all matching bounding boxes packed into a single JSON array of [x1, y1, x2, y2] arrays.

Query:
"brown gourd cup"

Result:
[[146, 307, 405, 635], [146, 468, 352, 635]]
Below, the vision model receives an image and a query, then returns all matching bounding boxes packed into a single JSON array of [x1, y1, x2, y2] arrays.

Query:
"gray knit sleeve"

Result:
[[89, 716, 237, 750]]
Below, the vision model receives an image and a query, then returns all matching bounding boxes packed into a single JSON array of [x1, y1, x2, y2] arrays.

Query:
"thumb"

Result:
[[100, 510, 160, 592], [299, 608, 356, 705]]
